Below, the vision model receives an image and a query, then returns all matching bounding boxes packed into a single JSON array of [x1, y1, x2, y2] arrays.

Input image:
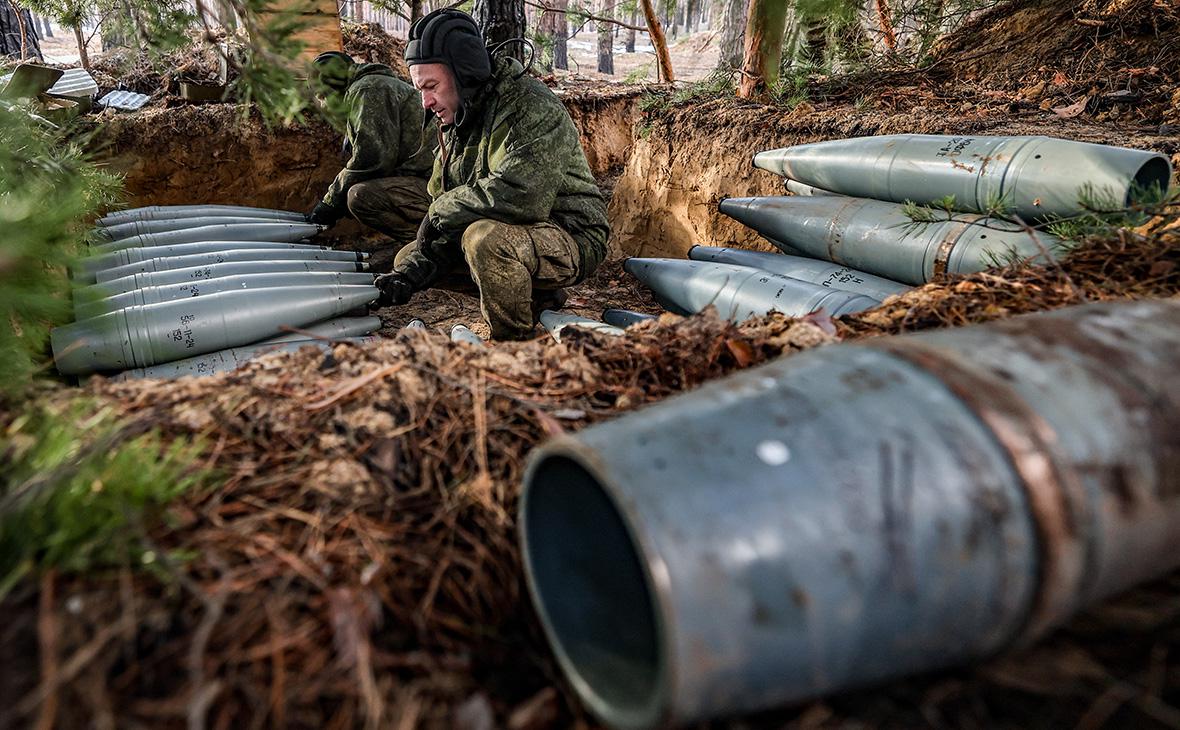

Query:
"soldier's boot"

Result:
[[531, 287, 570, 322]]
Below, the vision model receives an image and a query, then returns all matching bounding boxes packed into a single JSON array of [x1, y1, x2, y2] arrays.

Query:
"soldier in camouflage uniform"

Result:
[[307, 51, 437, 256], [374, 9, 609, 341]]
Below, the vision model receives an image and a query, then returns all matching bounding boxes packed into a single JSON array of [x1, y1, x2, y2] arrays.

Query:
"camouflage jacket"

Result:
[[396, 57, 609, 288], [321, 63, 437, 210]]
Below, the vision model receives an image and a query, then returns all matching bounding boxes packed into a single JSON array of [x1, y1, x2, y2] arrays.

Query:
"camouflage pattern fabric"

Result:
[[320, 63, 437, 213], [393, 56, 609, 339], [346, 175, 431, 245], [395, 219, 581, 340]]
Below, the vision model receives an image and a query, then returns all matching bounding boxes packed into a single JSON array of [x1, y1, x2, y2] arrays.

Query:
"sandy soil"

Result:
[[37, 31, 102, 65]]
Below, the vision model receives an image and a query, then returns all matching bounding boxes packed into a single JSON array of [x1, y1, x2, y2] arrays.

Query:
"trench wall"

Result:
[[95, 87, 644, 220]]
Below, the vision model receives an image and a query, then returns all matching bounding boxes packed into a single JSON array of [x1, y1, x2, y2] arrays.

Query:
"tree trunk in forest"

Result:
[[595, 0, 613, 74], [217, 0, 238, 30], [716, 0, 745, 70], [538, 0, 556, 70], [411, 0, 424, 24], [103, 1, 132, 51], [473, 0, 526, 61], [625, 8, 636, 52], [684, 0, 695, 34], [873, 0, 897, 51], [40, 13, 52, 37], [0, 4, 42, 60], [72, 22, 89, 69], [736, 0, 787, 99], [640, 0, 673, 82], [551, 0, 567, 70]]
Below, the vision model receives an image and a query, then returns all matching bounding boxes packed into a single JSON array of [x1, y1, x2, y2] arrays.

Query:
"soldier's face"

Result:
[[411, 63, 460, 126]]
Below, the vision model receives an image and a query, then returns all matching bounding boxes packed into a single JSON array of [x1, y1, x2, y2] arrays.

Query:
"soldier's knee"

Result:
[[392, 240, 418, 271], [461, 219, 519, 265], [346, 183, 378, 219]]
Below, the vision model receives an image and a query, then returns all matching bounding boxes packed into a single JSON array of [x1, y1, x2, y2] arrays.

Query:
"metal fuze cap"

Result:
[[405, 8, 492, 122]]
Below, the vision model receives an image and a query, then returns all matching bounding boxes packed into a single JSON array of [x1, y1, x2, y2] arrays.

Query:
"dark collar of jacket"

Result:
[[447, 56, 524, 136]]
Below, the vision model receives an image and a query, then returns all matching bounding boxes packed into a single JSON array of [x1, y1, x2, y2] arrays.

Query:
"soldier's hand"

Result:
[[308, 200, 345, 226], [375, 272, 414, 307], [415, 215, 442, 245]]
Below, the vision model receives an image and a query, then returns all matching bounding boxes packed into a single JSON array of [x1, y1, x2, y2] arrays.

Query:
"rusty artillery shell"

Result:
[[521, 299, 1180, 728]]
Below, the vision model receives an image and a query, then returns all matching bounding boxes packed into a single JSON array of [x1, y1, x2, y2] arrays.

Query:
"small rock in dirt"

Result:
[[454, 693, 495, 730], [1019, 80, 1048, 100]]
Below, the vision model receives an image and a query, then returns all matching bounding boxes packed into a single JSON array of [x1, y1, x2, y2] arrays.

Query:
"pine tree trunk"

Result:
[[873, 0, 897, 51], [72, 22, 90, 69], [684, 0, 696, 34], [736, 0, 787, 99], [0, 3, 42, 60], [411, 0, 424, 23], [551, 0, 567, 70], [625, 9, 636, 52], [596, 0, 613, 74], [538, 0, 556, 71], [40, 13, 52, 37], [217, 0, 238, 30], [102, 2, 131, 51], [716, 0, 746, 70], [473, 0, 526, 61], [640, 0, 673, 82]]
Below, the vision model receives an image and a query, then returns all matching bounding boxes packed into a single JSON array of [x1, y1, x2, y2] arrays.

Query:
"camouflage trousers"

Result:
[[394, 219, 583, 341], [346, 176, 431, 269]]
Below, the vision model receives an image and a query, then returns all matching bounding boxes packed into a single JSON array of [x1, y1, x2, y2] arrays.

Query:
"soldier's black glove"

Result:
[[375, 272, 414, 307], [308, 200, 345, 226], [415, 215, 442, 246]]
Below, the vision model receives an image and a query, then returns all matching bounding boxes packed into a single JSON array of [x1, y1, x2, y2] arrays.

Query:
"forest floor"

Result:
[[3, 1, 1180, 728]]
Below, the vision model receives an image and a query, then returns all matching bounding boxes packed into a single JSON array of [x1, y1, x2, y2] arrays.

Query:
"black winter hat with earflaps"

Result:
[[404, 9, 493, 127]]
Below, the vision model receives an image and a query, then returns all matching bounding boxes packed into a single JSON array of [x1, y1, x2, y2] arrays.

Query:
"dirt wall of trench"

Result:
[[94, 87, 644, 223], [610, 99, 1180, 259]]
